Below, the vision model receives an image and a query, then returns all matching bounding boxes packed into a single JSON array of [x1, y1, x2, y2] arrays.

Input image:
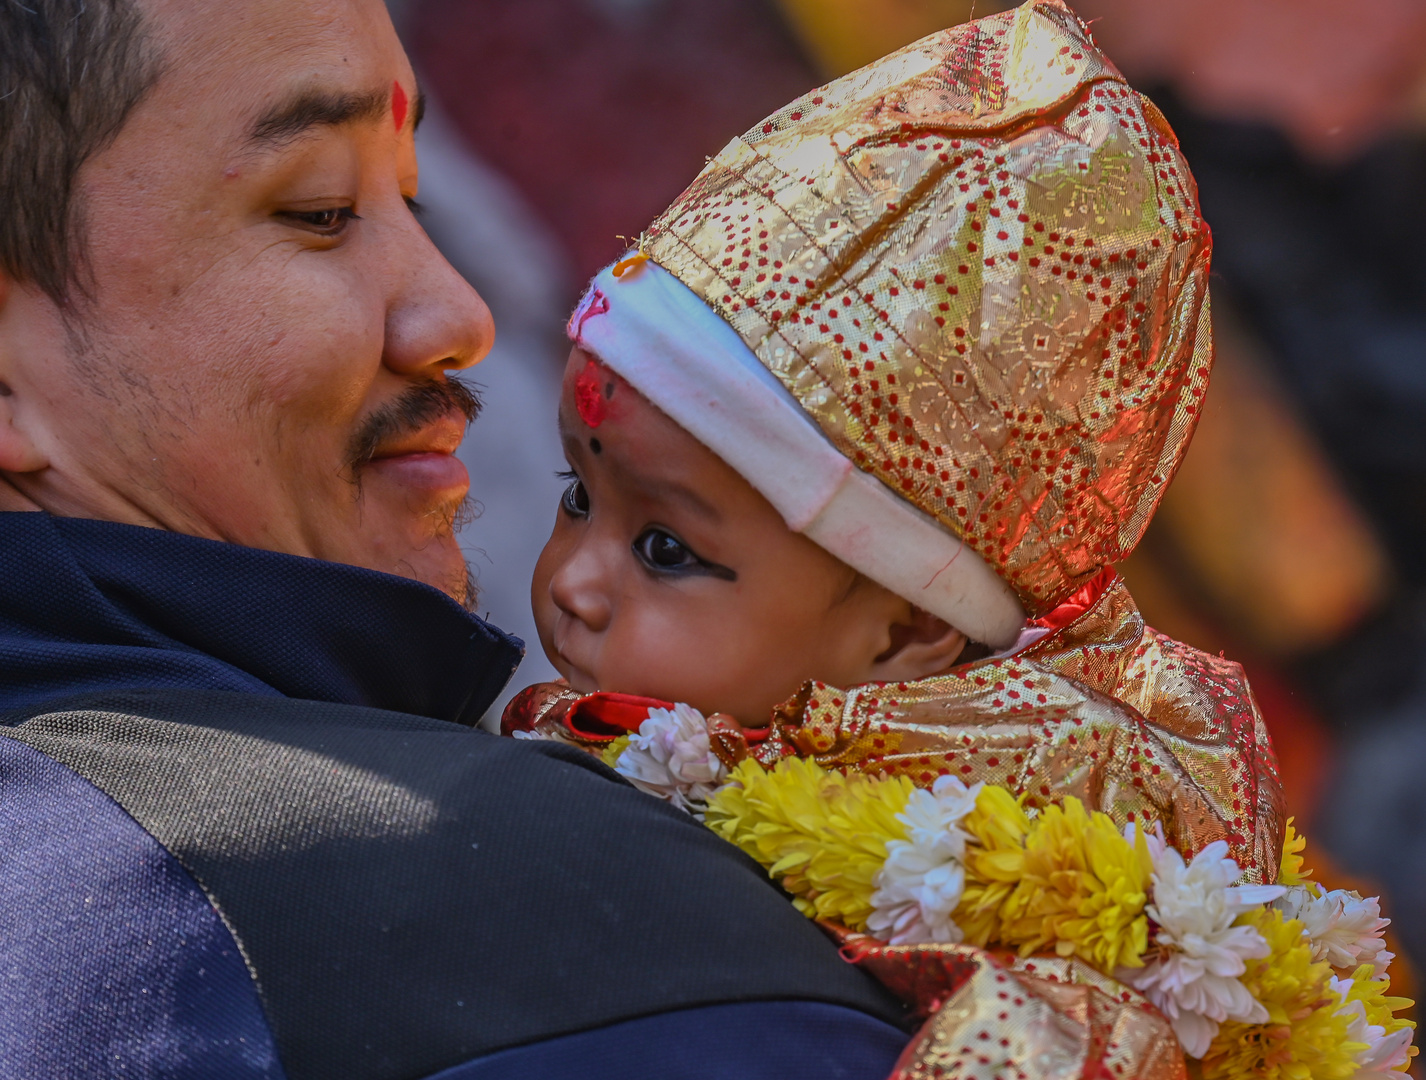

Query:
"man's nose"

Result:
[[548, 539, 613, 634], [381, 202, 494, 378]]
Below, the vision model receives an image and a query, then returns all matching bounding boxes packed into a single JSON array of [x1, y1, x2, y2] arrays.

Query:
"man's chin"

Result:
[[348, 508, 476, 607], [352, 464, 478, 604], [389, 537, 476, 607]]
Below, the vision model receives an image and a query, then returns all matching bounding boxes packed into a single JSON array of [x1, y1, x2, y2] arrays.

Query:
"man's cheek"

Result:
[[234, 278, 383, 415]]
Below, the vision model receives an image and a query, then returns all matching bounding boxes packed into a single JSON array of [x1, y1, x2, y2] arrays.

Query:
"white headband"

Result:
[[568, 259, 1026, 649]]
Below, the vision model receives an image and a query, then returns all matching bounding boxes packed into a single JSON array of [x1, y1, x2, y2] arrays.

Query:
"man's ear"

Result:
[[0, 274, 50, 475], [866, 605, 968, 683]]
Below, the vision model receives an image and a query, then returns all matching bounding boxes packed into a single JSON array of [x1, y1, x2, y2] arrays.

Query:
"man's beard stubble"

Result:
[[349, 377, 485, 611]]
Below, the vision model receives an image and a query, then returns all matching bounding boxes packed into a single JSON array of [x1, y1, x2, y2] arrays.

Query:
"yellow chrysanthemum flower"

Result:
[[1203, 908, 1365, 1080], [1279, 817, 1311, 887], [704, 757, 914, 930], [601, 735, 632, 769], [993, 798, 1152, 972], [957, 784, 1032, 945]]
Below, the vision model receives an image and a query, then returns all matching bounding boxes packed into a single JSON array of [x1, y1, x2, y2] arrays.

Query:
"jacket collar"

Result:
[[0, 512, 523, 726]]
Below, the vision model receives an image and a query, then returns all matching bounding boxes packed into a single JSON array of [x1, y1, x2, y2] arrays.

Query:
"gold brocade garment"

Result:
[[833, 929, 1186, 1080], [755, 571, 1285, 884], [749, 573, 1278, 1079]]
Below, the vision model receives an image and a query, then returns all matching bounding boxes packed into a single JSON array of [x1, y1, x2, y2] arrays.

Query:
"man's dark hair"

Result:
[[0, 0, 161, 303]]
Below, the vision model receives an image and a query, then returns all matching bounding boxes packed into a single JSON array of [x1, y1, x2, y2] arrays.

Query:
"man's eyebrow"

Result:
[[247, 86, 393, 148]]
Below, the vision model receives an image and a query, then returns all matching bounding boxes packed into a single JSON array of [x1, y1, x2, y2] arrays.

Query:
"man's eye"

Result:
[[560, 477, 590, 517], [280, 206, 360, 236], [633, 528, 698, 572]]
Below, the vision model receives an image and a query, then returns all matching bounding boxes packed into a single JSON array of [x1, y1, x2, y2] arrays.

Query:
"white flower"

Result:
[[1330, 975, 1415, 1080], [1119, 827, 1285, 1058], [1276, 886, 1394, 976], [613, 703, 726, 813], [866, 776, 981, 945]]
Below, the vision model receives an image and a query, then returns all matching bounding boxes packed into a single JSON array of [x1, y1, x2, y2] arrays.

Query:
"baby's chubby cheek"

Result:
[[530, 534, 580, 679], [597, 613, 713, 698]]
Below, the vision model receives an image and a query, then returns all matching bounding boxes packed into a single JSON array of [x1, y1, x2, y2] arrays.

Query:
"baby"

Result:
[[501, 8, 1423, 1075], [505, 0, 1284, 886]]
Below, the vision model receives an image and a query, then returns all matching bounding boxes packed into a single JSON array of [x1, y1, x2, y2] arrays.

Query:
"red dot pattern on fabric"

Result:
[[641, 0, 1213, 615]]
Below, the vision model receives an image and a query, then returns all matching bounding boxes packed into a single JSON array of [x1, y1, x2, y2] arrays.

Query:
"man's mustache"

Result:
[[348, 378, 483, 471]]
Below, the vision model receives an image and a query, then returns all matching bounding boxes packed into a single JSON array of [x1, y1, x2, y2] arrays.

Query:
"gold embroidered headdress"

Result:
[[571, 0, 1211, 643]]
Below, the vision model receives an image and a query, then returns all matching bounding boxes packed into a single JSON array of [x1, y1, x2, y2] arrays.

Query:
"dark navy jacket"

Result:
[[0, 513, 908, 1079]]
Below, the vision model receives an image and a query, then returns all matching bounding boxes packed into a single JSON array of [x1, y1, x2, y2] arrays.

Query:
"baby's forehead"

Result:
[[559, 362, 757, 519], [559, 350, 678, 450]]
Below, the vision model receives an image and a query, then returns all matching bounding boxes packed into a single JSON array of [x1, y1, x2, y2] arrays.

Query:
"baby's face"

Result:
[[531, 348, 916, 726]]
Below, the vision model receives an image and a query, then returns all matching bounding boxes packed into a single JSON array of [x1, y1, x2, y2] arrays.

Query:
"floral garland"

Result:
[[525, 701, 1417, 1078]]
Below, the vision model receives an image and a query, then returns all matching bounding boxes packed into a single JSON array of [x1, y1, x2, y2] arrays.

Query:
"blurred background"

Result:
[[387, 0, 1426, 983]]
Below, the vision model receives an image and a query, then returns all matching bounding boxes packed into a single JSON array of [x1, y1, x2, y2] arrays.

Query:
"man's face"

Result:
[[0, 0, 492, 599]]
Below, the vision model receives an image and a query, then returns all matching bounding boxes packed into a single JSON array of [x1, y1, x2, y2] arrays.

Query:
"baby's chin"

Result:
[[553, 658, 600, 695]]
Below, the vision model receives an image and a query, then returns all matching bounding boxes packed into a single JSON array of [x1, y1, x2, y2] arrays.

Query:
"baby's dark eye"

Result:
[[560, 477, 590, 518], [634, 528, 697, 572]]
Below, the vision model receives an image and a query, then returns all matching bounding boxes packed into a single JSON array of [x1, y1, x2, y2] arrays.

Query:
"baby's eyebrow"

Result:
[[638, 477, 722, 524], [558, 422, 586, 460]]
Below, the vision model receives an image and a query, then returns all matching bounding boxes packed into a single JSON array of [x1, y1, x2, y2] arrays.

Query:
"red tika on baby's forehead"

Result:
[[392, 80, 408, 131], [573, 355, 619, 429]]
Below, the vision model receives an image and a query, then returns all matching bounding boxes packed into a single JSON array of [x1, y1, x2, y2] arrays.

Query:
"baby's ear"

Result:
[[867, 606, 968, 683]]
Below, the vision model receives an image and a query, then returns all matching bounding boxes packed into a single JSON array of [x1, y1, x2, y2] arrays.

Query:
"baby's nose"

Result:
[[548, 544, 613, 633]]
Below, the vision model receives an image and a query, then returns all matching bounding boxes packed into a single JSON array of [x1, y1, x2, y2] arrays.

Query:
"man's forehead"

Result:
[[141, 0, 412, 142]]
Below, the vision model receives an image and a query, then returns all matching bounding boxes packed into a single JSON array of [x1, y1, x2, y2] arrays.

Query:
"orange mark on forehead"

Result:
[[574, 356, 613, 429], [392, 80, 408, 131]]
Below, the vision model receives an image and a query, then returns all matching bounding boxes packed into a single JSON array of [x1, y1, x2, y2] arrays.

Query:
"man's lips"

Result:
[[363, 414, 470, 496], [368, 412, 467, 460]]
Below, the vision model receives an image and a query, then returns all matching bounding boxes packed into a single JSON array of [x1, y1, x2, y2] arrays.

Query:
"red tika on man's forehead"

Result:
[[392, 80, 408, 132]]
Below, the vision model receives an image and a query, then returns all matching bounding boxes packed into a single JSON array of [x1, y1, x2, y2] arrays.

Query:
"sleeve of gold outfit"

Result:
[[757, 574, 1284, 887], [838, 933, 1188, 1080]]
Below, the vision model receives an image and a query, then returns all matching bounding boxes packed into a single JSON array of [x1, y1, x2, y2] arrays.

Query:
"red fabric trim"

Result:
[[566, 287, 609, 342], [563, 692, 674, 740], [561, 692, 770, 745], [1028, 566, 1118, 632]]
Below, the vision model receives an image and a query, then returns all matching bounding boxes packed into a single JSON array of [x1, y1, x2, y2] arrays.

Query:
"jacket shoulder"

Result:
[[1, 688, 905, 1078]]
